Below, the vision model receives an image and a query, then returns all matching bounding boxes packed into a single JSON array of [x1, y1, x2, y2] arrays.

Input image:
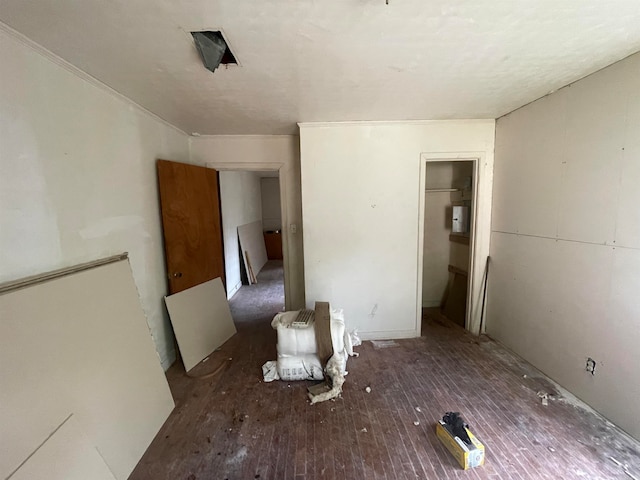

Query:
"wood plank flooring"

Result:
[[130, 262, 640, 479]]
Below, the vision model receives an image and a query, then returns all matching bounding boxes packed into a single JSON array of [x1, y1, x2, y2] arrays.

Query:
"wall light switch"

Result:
[[290, 224, 297, 234]]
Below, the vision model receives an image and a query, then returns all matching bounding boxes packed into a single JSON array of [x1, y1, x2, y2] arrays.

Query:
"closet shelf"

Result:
[[425, 188, 460, 193], [449, 233, 470, 245]]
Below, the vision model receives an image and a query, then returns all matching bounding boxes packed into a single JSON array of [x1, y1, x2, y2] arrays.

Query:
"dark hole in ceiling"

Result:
[[191, 31, 237, 73]]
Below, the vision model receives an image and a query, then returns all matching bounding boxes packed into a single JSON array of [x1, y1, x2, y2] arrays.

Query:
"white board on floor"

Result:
[[0, 259, 175, 480], [164, 277, 237, 372], [10, 415, 116, 480], [238, 220, 268, 284]]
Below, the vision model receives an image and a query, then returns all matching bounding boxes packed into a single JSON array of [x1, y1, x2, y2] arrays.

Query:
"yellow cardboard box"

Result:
[[436, 420, 485, 470]]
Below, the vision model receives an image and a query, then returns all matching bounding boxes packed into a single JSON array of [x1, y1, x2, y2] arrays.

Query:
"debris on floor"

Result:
[[370, 339, 399, 349], [436, 412, 485, 470], [537, 391, 549, 406], [345, 328, 361, 356], [308, 353, 347, 405], [365, 386, 371, 393], [308, 302, 352, 404], [610, 456, 640, 480], [261, 360, 279, 382]]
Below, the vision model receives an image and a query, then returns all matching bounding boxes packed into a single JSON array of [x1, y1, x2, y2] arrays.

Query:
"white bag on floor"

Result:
[[276, 328, 317, 356], [272, 311, 317, 356], [268, 307, 359, 382], [276, 354, 324, 381]]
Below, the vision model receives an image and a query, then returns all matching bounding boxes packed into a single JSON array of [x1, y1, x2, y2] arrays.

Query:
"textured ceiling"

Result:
[[2, 1, 640, 134]]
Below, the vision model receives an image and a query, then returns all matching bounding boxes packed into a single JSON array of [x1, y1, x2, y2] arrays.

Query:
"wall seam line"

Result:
[[492, 230, 640, 251]]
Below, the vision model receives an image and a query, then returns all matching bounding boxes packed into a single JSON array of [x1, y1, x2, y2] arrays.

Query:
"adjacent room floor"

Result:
[[130, 261, 640, 479]]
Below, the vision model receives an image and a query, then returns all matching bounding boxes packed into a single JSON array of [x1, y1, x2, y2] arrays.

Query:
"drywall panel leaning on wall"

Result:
[[0, 258, 175, 480], [0, 26, 191, 373], [164, 277, 237, 372], [9, 415, 117, 480], [238, 220, 268, 283]]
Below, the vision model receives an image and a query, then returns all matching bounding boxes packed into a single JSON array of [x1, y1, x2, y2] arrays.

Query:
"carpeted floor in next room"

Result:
[[130, 260, 640, 480]]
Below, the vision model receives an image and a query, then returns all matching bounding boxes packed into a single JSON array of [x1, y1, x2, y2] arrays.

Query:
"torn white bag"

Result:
[[276, 354, 324, 381]]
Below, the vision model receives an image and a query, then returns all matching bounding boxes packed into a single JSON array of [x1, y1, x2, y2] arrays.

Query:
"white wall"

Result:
[[422, 189, 451, 307], [261, 177, 282, 231], [0, 26, 189, 370], [219, 171, 263, 298], [299, 121, 494, 339], [422, 163, 455, 307], [189, 135, 305, 310], [489, 52, 640, 439]]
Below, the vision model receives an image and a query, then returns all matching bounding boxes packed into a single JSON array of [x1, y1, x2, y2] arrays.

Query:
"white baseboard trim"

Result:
[[227, 281, 242, 300], [358, 329, 419, 341]]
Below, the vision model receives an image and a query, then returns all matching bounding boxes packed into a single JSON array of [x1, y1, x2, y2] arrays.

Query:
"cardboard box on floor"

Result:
[[436, 420, 485, 470]]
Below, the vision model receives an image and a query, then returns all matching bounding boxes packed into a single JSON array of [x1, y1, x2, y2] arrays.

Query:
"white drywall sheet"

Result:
[[422, 190, 451, 307], [238, 220, 268, 284], [0, 259, 175, 480], [10, 415, 116, 480], [164, 277, 237, 372], [490, 51, 640, 440]]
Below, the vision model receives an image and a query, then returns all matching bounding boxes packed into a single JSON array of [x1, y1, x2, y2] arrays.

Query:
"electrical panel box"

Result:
[[452, 206, 469, 233]]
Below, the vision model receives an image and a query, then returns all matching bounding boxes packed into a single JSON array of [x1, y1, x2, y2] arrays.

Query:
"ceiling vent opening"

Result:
[[191, 31, 237, 73]]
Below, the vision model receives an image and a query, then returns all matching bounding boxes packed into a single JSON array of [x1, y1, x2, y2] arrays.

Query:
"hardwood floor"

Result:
[[129, 264, 640, 479]]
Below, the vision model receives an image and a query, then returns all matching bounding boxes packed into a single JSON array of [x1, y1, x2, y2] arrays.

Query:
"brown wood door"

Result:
[[157, 160, 225, 294]]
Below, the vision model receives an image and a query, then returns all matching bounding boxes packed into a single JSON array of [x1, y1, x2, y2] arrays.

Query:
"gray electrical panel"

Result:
[[452, 205, 469, 233]]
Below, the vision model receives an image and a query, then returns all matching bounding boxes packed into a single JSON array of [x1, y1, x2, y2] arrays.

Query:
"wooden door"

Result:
[[157, 160, 225, 294]]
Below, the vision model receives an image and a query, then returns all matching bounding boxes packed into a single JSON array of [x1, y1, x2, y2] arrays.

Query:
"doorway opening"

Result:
[[417, 154, 487, 337], [217, 169, 285, 327], [421, 161, 473, 330]]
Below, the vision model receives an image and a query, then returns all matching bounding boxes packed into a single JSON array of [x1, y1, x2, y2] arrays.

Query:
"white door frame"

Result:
[[416, 152, 490, 336], [205, 161, 292, 310]]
